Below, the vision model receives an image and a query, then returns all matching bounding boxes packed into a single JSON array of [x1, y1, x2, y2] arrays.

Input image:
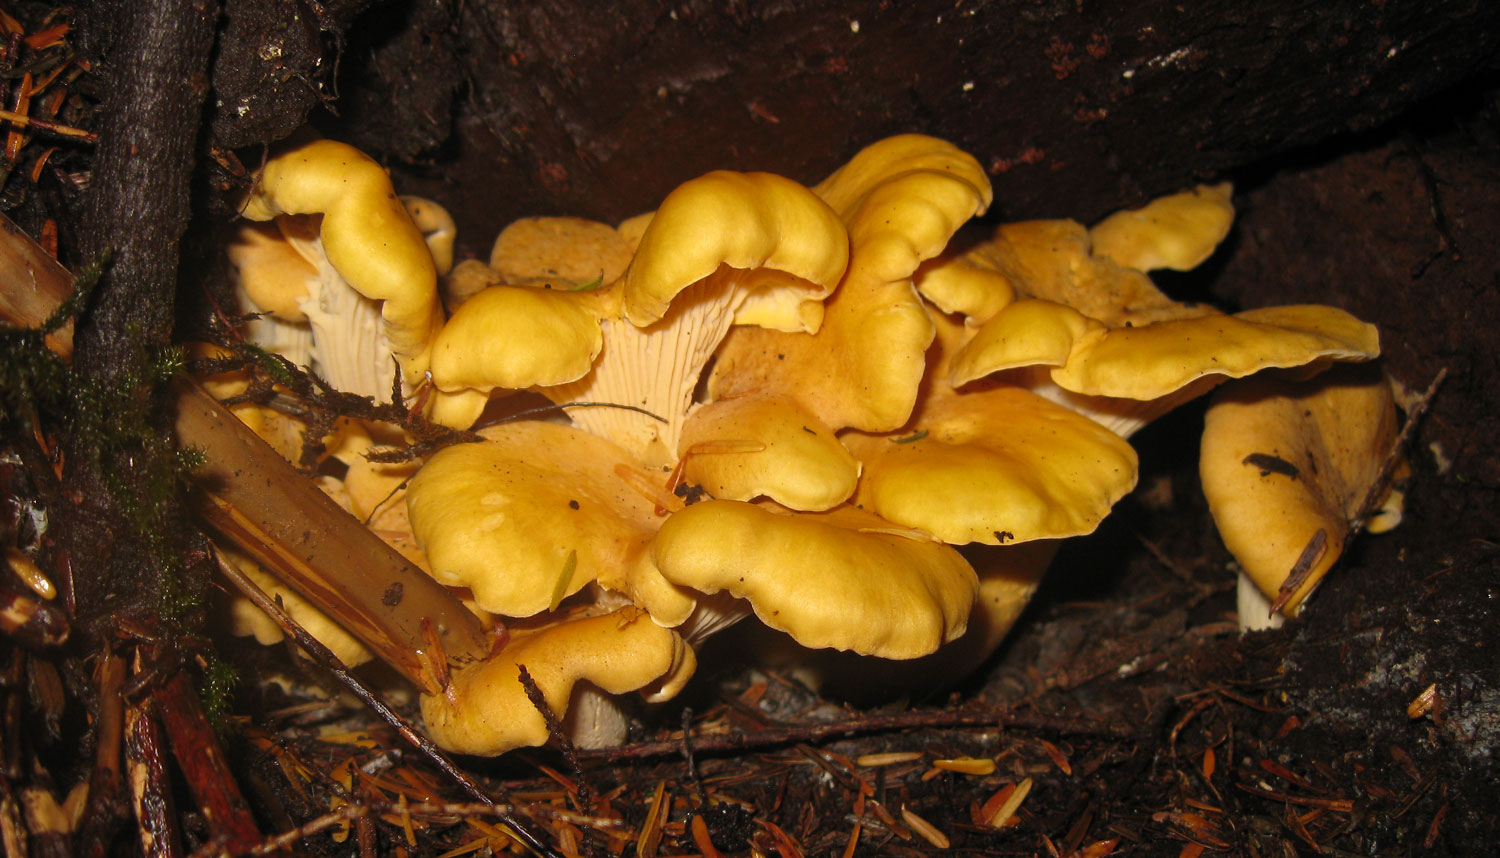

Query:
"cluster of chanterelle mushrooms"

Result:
[[218, 135, 1402, 756]]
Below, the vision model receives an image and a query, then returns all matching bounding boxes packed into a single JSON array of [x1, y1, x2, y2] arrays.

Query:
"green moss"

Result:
[[197, 648, 240, 727]]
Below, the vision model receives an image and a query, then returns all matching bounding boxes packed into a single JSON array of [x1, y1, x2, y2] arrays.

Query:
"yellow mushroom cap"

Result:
[[843, 386, 1139, 545], [429, 285, 605, 395], [227, 222, 315, 322], [1050, 304, 1381, 400], [677, 394, 859, 511], [622, 170, 849, 328], [1200, 364, 1399, 615], [406, 422, 659, 617], [649, 500, 977, 660], [948, 298, 1105, 386], [794, 540, 1059, 702], [421, 608, 696, 755], [709, 135, 993, 433], [913, 254, 1017, 324], [1089, 183, 1235, 272], [401, 196, 457, 276], [223, 547, 374, 669], [240, 139, 445, 386], [489, 216, 635, 288]]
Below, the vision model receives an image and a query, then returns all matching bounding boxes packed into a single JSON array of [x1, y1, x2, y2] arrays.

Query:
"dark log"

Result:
[[318, 0, 1499, 254], [55, 0, 218, 628]]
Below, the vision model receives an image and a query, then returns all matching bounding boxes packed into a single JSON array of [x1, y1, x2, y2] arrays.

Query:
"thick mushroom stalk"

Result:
[[236, 139, 446, 402]]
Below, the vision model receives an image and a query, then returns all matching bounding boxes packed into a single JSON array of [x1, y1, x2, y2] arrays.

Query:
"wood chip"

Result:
[[899, 807, 950, 849], [1407, 683, 1438, 719], [982, 777, 1033, 828], [932, 756, 996, 776], [855, 751, 924, 767]]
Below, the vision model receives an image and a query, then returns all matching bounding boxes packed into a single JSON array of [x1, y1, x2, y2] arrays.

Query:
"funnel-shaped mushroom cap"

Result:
[[622, 170, 848, 328], [224, 548, 374, 669], [406, 422, 659, 617], [843, 386, 1139, 545], [1200, 364, 1400, 616], [421, 608, 696, 755], [648, 499, 977, 660], [677, 393, 859, 511], [709, 135, 993, 433], [948, 211, 1381, 437], [1088, 183, 1235, 272], [965, 218, 1207, 328], [240, 140, 445, 393]]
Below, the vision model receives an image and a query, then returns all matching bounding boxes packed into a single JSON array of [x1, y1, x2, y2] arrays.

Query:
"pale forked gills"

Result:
[[547, 274, 742, 468]]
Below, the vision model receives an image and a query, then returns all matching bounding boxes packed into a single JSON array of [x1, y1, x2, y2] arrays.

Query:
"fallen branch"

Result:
[[578, 706, 1139, 762]]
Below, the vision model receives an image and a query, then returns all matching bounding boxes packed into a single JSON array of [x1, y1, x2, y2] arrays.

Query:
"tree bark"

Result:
[[58, 0, 218, 629], [321, 0, 1498, 254]]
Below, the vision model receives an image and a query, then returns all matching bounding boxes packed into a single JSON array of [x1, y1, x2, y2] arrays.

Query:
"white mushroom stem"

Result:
[[560, 682, 631, 749], [239, 290, 315, 375], [1015, 367, 1219, 440], [547, 275, 744, 468], [1237, 569, 1286, 632], [287, 231, 401, 402]]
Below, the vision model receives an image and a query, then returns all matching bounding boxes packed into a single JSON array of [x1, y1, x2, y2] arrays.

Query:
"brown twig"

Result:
[[1270, 528, 1328, 616], [211, 547, 562, 858], [1349, 367, 1448, 534], [75, 650, 127, 858], [124, 695, 183, 858], [517, 664, 591, 815], [578, 706, 1137, 762], [153, 670, 262, 856]]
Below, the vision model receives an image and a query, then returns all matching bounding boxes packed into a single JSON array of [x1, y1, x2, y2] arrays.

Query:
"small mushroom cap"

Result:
[[622, 171, 848, 328], [913, 254, 1017, 323], [843, 385, 1139, 545], [1050, 304, 1381, 400], [227, 222, 315, 322], [401, 196, 457, 275], [420, 608, 696, 755], [949, 299, 1104, 386], [430, 284, 605, 395], [406, 421, 659, 617], [648, 499, 977, 660], [965, 218, 1203, 328], [1200, 363, 1399, 615], [1089, 183, 1234, 272], [489, 216, 634, 288], [223, 547, 374, 669], [677, 394, 859, 511], [710, 135, 992, 433], [790, 540, 1058, 702], [241, 139, 445, 383]]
